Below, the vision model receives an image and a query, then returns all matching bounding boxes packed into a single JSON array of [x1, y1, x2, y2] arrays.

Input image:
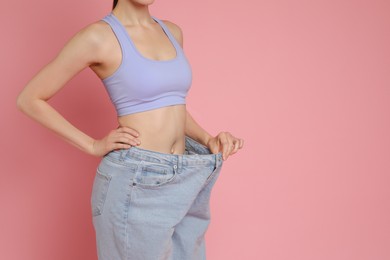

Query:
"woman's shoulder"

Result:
[[160, 19, 184, 48], [73, 19, 114, 45], [60, 19, 116, 63], [58, 19, 116, 65]]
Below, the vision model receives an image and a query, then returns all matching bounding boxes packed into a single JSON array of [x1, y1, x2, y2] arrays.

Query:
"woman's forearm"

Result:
[[184, 111, 213, 147], [17, 97, 95, 155]]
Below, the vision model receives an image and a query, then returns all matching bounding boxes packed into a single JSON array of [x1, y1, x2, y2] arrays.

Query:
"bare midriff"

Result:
[[118, 104, 187, 155]]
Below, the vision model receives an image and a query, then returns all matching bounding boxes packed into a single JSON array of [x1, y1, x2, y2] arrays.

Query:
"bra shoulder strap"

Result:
[[101, 13, 130, 56], [152, 16, 183, 52]]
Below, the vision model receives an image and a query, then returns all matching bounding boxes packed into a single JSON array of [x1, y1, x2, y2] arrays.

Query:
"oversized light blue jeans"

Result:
[[91, 136, 224, 260]]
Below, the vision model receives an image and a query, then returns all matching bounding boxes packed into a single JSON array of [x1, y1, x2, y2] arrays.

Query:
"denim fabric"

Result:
[[91, 136, 223, 260]]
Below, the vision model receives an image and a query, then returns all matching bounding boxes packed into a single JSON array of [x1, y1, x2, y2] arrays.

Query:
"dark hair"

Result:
[[113, 0, 118, 10]]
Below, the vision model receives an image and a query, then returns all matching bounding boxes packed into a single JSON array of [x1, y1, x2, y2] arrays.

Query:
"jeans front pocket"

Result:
[[91, 169, 112, 217], [133, 161, 177, 188]]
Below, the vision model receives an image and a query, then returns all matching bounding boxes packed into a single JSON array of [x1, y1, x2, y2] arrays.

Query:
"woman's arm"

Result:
[[165, 20, 244, 160], [185, 111, 244, 160], [184, 111, 213, 147], [16, 23, 140, 156]]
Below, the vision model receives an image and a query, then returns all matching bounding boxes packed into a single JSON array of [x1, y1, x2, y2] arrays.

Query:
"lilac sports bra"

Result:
[[100, 13, 192, 116]]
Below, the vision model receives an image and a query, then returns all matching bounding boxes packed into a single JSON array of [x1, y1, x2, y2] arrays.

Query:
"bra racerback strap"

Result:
[[151, 16, 183, 52], [101, 13, 130, 57]]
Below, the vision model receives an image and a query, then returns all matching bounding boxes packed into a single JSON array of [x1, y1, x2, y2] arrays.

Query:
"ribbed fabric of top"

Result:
[[100, 13, 192, 116]]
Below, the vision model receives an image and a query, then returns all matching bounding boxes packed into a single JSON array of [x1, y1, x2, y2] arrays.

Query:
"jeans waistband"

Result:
[[106, 136, 223, 169]]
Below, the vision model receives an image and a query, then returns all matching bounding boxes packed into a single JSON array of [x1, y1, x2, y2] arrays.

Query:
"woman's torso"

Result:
[[89, 13, 190, 155]]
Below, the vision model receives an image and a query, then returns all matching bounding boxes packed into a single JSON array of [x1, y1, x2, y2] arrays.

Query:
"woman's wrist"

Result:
[[72, 133, 97, 156], [86, 138, 97, 156], [203, 133, 213, 148], [184, 111, 214, 147]]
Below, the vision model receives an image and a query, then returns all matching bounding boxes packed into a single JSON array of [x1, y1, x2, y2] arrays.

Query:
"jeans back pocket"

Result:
[[91, 169, 112, 217]]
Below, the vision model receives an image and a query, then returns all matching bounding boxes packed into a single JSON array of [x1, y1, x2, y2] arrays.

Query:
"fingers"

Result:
[[231, 139, 240, 155], [218, 132, 233, 160], [221, 134, 230, 161], [116, 126, 140, 137], [95, 128, 140, 155], [92, 126, 142, 156], [114, 127, 141, 145], [231, 138, 244, 154], [116, 132, 141, 145], [239, 138, 244, 148], [112, 142, 132, 151], [116, 136, 140, 146], [217, 131, 244, 160], [206, 138, 220, 155]]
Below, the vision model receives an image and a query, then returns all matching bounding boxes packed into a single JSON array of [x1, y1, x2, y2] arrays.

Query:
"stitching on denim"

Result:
[[105, 155, 140, 169], [124, 177, 135, 259], [92, 169, 112, 217], [203, 153, 223, 187], [134, 163, 178, 189]]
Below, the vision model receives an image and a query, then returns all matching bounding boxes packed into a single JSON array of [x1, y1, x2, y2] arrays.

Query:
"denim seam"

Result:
[[93, 169, 112, 217], [125, 173, 137, 260], [203, 155, 223, 187], [132, 162, 179, 189], [104, 155, 140, 169]]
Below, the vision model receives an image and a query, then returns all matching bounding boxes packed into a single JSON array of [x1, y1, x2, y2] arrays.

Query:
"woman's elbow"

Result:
[[16, 90, 34, 114], [16, 92, 26, 111]]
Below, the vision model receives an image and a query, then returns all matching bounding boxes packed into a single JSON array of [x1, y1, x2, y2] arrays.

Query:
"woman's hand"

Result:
[[90, 126, 141, 157], [206, 131, 244, 161]]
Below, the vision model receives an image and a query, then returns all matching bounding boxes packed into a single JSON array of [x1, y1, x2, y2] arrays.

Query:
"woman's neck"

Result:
[[112, 1, 154, 26]]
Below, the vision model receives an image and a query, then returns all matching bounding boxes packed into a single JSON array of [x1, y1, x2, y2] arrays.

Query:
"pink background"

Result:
[[1, 0, 390, 259]]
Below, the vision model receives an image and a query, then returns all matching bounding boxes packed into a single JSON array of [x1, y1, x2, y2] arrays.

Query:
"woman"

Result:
[[17, 0, 244, 259]]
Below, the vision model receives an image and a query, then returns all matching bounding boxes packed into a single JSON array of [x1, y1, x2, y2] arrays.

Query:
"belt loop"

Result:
[[176, 155, 182, 174], [119, 149, 127, 162], [216, 153, 221, 168], [215, 154, 218, 169]]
